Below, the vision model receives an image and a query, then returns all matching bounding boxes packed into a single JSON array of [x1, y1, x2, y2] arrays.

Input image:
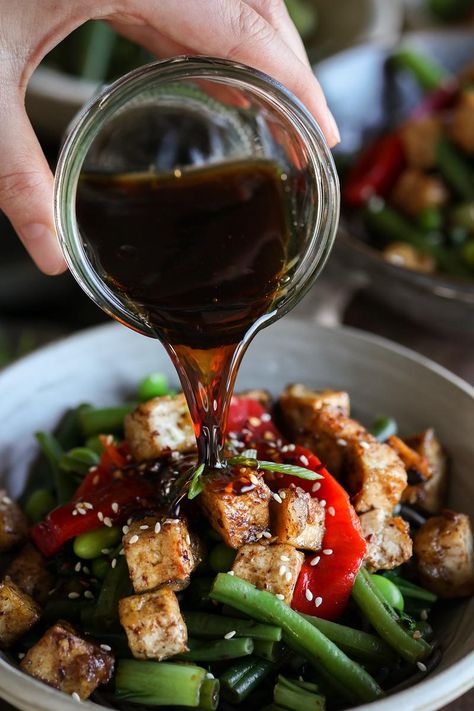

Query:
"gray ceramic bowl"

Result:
[[0, 318, 472, 710], [315, 30, 474, 335]]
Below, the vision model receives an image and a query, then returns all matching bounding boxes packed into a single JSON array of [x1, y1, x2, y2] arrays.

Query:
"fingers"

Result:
[[0, 91, 66, 274], [244, 0, 309, 67], [111, 0, 339, 146]]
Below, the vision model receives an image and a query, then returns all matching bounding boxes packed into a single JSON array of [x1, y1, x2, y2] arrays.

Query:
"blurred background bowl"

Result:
[[315, 30, 474, 335]]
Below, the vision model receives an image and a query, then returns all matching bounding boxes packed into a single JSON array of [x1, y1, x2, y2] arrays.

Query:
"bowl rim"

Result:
[[0, 319, 472, 711], [314, 28, 474, 301]]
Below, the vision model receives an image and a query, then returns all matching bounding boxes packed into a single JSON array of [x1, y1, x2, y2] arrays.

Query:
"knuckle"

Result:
[[0, 168, 44, 207], [227, 3, 273, 59]]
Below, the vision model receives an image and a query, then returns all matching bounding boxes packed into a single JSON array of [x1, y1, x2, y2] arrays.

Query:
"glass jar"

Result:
[[54, 56, 339, 336]]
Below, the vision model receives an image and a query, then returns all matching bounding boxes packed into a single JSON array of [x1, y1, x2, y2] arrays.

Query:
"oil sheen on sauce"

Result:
[[76, 159, 290, 472]]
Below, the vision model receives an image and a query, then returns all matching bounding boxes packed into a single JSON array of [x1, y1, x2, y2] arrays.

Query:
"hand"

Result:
[[0, 0, 339, 275]]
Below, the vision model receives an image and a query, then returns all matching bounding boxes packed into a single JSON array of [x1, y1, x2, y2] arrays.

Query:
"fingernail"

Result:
[[20, 223, 67, 275], [326, 109, 340, 146]]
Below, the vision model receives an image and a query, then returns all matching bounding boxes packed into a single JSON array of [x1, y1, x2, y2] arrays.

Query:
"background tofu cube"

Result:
[[200, 475, 271, 549], [0, 580, 40, 647], [0, 490, 28, 552], [123, 517, 200, 592], [125, 395, 196, 461], [119, 588, 187, 660], [359, 510, 412, 572], [5, 543, 54, 604], [232, 543, 304, 603], [20, 622, 114, 698], [270, 487, 325, 551]]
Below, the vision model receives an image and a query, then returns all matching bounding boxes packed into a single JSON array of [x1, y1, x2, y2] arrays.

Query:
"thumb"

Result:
[[0, 94, 66, 275]]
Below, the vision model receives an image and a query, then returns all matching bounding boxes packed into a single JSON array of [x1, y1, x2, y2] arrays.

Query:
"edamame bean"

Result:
[[138, 372, 169, 401], [73, 526, 121, 560], [370, 574, 404, 611], [25, 488, 55, 523]]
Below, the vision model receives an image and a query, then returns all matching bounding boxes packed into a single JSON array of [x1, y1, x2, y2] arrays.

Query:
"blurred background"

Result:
[[1, 0, 473, 383]]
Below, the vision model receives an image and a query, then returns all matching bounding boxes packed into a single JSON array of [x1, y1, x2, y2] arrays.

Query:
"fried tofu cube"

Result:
[[232, 543, 304, 604], [346, 438, 407, 514], [0, 490, 28, 552], [119, 588, 187, 660], [359, 509, 412, 572], [125, 394, 196, 461], [123, 517, 201, 593], [200, 474, 271, 549], [391, 169, 448, 216], [237, 389, 273, 408], [280, 384, 350, 419], [270, 487, 325, 551], [414, 511, 474, 598], [399, 117, 441, 169], [403, 429, 448, 514], [5, 543, 55, 604], [0, 580, 40, 647], [20, 621, 114, 698], [450, 90, 474, 155]]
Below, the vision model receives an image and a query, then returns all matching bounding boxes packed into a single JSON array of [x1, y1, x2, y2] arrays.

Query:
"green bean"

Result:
[[382, 573, 437, 603], [138, 372, 170, 401], [300, 614, 395, 664], [115, 659, 209, 706], [210, 573, 383, 703], [219, 658, 257, 697], [91, 556, 110, 580], [208, 543, 236, 573], [371, 574, 404, 611], [24, 488, 55, 522], [183, 611, 281, 642], [73, 526, 121, 560], [451, 202, 474, 236], [35, 431, 76, 504], [352, 568, 431, 664], [369, 416, 398, 442], [59, 447, 100, 476], [436, 137, 474, 201], [462, 241, 474, 270], [85, 435, 106, 456], [79, 404, 135, 437], [224, 658, 274, 703], [55, 404, 92, 450], [42, 599, 89, 624], [198, 678, 220, 711], [418, 207, 443, 233], [178, 636, 254, 662], [392, 49, 450, 91], [253, 639, 282, 662], [88, 556, 132, 631], [274, 675, 325, 711]]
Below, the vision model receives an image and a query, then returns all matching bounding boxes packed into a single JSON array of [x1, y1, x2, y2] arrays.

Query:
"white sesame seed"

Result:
[[275, 593, 285, 600], [323, 549, 333, 556], [127, 518, 133, 525], [84, 590, 94, 599], [288, 444, 295, 451], [360, 441, 370, 450], [71, 691, 81, 702], [72, 510, 78, 516], [206, 672, 215, 679], [337, 438, 347, 447], [185, 534, 191, 545], [262, 531, 272, 539], [103, 517, 113, 527], [256, 532, 263, 540], [417, 662, 427, 672], [279, 565, 287, 576], [111, 558, 117, 569], [420, 609, 428, 621], [227, 570, 235, 576], [328, 506, 336, 517], [249, 417, 261, 427], [18, 652, 25, 659], [74, 562, 82, 573], [154, 522, 161, 534], [101, 548, 111, 555], [311, 482, 321, 493], [315, 596, 323, 608], [97, 512, 104, 522], [83, 502, 93, 510], [240, 485, 254, 493], [299, 455, 309, 466], [263, 431, 274, 441], [119, 548, 125, 555], [279, 490, 287, 499], [129, 534, 139, 544], [92, 475, 100, 485], [319, 499, 326, 507], [261, 413, 271, 422], [78, 508, 87, 516], [140, 524, 149, 530], [224, 630, 236, 639], [111, 502, 119, 514], [310, 556, 321, 566], [68, 592, 80, 599], [249, 473, 260, 486], [272, 493, 283, 504], [100, 644, 112, 652], [305, 589, 313, 601], [280, 555, 290, 562], [83, 566, 90, 575], [285, 571, 292, 582], [413, 630, 422, 640]]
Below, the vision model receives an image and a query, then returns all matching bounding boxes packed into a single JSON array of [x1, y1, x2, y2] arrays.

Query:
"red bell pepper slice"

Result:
[[344, 133, 405, 207], [31, 474, 155, 557], [74, 437, 129, 500], [227, 397, 366, 621]]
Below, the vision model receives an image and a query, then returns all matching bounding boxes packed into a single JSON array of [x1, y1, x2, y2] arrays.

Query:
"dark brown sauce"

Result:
[[76, 160, 291, 470]]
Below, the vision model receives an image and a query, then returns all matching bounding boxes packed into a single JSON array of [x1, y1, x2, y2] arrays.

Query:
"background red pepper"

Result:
[[343, 133, 405, 207], [227, 397, 366, 621]]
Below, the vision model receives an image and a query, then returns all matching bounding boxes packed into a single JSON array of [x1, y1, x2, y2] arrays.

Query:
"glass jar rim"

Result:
[[54, 55, 340, 336]]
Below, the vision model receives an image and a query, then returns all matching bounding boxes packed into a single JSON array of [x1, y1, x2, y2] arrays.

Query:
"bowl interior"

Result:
[[0, 319, 472, 711]]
